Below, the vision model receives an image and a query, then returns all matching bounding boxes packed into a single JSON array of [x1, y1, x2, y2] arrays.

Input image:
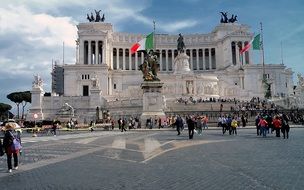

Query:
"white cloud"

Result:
[[159, 20, 199, 33], [0, 5, 77, 47]]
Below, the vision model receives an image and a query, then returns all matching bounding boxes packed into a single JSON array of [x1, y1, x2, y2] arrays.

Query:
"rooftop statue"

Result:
[[228, 14, 237, 23], [90, 12, 95, 22], [87, 14, 93, 22], [86, 10, 105, 22], [177, 33, 186, 53], [220, 12, 237, 23], [139, 50, 160, 81], [95, 10, 101, 22], [220, 12, 228, 23]]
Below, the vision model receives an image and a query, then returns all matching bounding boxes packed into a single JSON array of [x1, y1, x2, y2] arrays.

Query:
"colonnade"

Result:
[[231, 41, 250, 65], [112, 48, 216, 72], [79, 40, 104, 65]]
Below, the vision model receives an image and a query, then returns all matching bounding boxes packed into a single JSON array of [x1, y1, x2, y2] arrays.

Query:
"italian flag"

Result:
[[130, 32, 154, 54], [240, 34, 261, 54]]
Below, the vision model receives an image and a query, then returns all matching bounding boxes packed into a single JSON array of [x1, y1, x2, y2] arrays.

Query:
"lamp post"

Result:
[[33, 113, 38, 137]]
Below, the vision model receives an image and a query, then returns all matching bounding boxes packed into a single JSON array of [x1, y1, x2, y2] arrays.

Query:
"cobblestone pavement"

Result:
[[0, 128, 303, 190]]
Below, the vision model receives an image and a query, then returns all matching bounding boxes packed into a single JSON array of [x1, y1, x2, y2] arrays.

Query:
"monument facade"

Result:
[[27, 14, 295, 121]]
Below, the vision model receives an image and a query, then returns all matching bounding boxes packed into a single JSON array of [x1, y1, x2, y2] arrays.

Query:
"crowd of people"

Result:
[[170, 108, 296, 140], [175, 96, 275, 112], [254, 112, 290, 139], [0, 106, 302, 174]]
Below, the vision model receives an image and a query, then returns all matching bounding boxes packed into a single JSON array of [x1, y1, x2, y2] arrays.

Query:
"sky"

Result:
[[0, 0, 303, 114]]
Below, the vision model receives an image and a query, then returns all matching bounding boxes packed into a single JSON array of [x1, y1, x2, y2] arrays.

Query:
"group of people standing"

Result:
[[255, 113, 290, 138], [174, 115, 209, 139], [218, 115, 242, 135]]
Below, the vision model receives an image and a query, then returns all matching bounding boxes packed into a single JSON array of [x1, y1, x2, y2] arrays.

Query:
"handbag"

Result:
[[9, 132, 22, 151], [11, 139, 22, 151]]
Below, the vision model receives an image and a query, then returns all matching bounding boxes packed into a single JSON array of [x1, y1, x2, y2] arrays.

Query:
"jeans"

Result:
[[188, 128, 194, 139], [7, 153, 18, 170], [261, 126, 267, 137]]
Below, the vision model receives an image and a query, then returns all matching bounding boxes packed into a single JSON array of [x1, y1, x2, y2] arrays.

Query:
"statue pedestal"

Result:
[[90, 88, 105, 108], [140, 81, 166, 128], [27, 86, 44, 121], [174, 52, 192, 74]]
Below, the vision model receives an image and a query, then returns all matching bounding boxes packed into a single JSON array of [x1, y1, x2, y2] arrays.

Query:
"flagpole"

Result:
[[280, 41, 284, 65], [153, 20, 156, 52], [63, 41, 65, 65], [260, 22, 265, 78]]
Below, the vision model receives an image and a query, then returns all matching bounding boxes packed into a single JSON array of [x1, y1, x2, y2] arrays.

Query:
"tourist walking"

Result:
[[3, 122, 22, 173], [281, 113, 290, 139], [187, 116, 195, 139], [90, 120, 95, 132], [241, 115, 247, 127], [266, 114, 273, 134], [52, 121, 58, 136], [258, 117, 268, 137], [118, 118, 122, 130], [175, 115, 183, 135], [121, 118, 127, 132], [202, 115, 208, 130], [217, 115, 222, 128], [196, 116, 203, 135], [272, 116, 281, 137], [227, 115, 232, 135], [111, 119, 115, 130], [255, 114, 261, 136], [221, 115, 228, 135], [231, 117, 238, 135]]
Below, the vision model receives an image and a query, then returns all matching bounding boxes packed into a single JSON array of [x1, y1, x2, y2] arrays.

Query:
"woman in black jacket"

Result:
[[3, 122, 21, 173], [281, 113, 290, 139]]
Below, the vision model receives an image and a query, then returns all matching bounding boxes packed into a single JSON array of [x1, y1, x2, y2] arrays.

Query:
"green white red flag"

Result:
[[240, 34, 261, 54], [130, 32, 154, 54]]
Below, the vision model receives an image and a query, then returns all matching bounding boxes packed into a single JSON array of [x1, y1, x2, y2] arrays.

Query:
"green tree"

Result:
[[0, 103, 12, 120], [21, 91, 31, 119], [7, 92, 23, 119]]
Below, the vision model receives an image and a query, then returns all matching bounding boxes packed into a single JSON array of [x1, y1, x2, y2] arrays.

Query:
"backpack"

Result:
[[9, 131, 22, 151]]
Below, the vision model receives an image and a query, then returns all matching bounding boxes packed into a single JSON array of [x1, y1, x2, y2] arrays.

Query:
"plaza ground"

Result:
[[0, 127, 303, 190]]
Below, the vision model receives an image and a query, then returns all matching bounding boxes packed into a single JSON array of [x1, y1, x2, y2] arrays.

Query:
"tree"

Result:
[[20, 91, 31, 119], [7, 92, 23, 119], [0, 103, 12, 120]]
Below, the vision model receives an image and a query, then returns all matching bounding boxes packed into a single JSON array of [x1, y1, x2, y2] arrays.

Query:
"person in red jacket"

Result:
[[258, 117, 268, 137], [272, 116, 282, 137]]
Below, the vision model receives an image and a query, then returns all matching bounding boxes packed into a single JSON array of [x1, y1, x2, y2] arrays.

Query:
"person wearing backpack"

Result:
[[3, 122, 22, 173]]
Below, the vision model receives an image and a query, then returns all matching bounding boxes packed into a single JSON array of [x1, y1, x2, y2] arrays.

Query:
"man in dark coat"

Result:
[[281, 113, 290, 139], [175, 115, 183, 135], [187, 116, 196, 139]]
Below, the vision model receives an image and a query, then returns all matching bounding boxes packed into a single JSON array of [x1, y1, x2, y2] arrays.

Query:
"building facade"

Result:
[[28, 21, 294, 122]]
